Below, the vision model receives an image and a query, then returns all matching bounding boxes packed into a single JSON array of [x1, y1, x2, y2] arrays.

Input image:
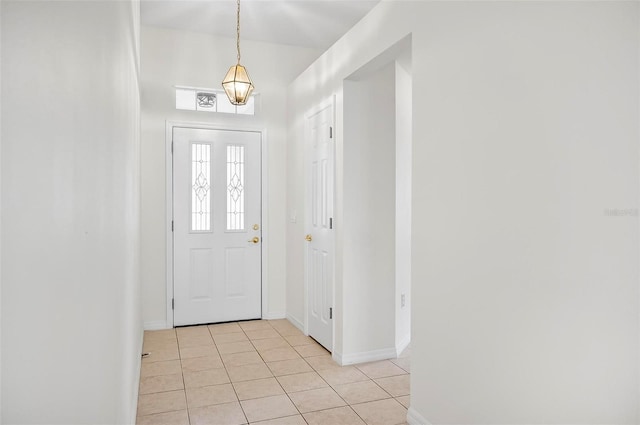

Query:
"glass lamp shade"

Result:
[[222, 64, 255, 105]]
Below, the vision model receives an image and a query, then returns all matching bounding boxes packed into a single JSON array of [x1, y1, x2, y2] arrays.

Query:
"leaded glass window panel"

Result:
[[191, 143, 212, 232], [226, 145, 245, 231]]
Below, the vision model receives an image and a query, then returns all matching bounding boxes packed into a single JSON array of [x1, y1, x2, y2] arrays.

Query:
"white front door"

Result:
[[306, 103, 335, 351], [172, 127, 262, 326]]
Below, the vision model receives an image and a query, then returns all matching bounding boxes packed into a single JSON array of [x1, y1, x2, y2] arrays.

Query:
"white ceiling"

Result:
[[141, 0, 380, 50]]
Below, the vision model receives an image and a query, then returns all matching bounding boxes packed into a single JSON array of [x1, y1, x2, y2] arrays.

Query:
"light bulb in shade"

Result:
[[222, 64, 255, 106]]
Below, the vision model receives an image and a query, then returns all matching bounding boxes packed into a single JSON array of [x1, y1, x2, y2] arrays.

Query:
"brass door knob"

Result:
[[248, 237, 260, 244], [305, 234, 313, 242]]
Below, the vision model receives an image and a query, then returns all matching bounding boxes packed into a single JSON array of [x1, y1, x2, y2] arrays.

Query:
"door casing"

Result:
[[165, 121, 269, 328]]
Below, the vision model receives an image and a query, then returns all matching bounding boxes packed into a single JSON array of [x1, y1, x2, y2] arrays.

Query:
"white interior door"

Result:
[[173, 127, 262, 326], [306, 103, 335, 351]]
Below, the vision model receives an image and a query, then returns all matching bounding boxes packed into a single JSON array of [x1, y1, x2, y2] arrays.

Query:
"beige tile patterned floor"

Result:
[[137, 320, 410, 425]]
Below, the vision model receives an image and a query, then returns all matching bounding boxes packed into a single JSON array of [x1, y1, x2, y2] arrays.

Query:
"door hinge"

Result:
[[329, 218, 333, 230], [171, 220, 174, 232], [171, 140, 174, 154], [329, 126, 333, 139], [172, 298, 175, 310], [329, 307, 333, 319]]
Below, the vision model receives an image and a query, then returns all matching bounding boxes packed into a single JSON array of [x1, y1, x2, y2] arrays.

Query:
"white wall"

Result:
[[0, 1, 3, 419], [395, 61, 411, 354], [285, 89, 308, 329], [287, 1, 639, 423], [1, 1, 142, 423], [140, 26, 320, 328], [340, 63, 397, 361]]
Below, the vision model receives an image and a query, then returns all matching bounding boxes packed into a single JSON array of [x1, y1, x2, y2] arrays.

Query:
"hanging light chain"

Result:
[[236, 0, 241, 64], [222, 0, 254, 106]]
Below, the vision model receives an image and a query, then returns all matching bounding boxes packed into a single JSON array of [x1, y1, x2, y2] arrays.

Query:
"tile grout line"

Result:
[[137, 329, 187, 422], [273, 326, 363, 424], [139, 321, 410, 425], [175, 328, 192, 425], [253, 321, 311, 424], [276, 327, 314, 425], [209, 323, 250, 425], [297, 343, 404, 425], [288, 368, 368, 423]]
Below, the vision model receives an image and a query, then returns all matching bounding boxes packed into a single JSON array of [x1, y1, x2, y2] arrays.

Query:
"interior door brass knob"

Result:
[[305, 234, 313, 242], [248, 237, 260, 244]]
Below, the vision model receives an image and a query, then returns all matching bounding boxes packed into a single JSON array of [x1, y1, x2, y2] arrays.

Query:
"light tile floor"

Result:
[[137, 320, 410, 425]]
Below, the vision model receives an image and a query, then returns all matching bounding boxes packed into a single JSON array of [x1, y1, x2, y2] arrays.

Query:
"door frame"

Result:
[[165, 121, 269, 328], [303, 96, 336, 350]]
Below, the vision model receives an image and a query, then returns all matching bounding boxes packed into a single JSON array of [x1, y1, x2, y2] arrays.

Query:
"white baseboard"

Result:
[[396, 333, 411, 357], [286, 314, 305, 332], [262, 311, 286, 320], [335, 346, 397, 366], [407, 407, 432, 425], [144, 321, 169, 330]]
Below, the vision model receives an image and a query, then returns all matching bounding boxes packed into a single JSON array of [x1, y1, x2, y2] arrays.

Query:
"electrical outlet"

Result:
[[401, 293, 406, 308]]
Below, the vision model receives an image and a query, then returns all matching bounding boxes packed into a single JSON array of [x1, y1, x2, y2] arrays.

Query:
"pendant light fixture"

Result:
[[222, 0, 255, 105]]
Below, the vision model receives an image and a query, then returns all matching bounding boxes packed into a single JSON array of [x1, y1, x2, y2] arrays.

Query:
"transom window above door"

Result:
[[175, 86, 257, 115]]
